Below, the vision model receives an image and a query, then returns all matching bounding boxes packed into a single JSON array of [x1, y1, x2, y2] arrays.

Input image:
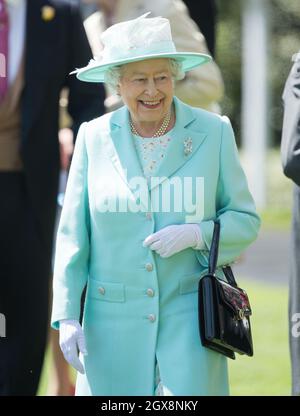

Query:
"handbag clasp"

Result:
[[237, 309, 245, 320]]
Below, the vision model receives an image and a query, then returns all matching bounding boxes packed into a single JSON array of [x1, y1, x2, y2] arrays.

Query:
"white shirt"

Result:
[[6, 0, 26, 85]]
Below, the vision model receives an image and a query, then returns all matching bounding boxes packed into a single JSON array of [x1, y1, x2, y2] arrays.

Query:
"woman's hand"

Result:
[[59, 319, 87, 374], [143, 224, 205, 258]]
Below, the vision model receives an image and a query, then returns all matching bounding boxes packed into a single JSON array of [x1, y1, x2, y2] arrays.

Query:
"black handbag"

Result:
[[198, 219, 253, 360]]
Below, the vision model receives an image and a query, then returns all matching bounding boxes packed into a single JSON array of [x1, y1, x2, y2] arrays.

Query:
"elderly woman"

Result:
[[51, 13, 260, 396]]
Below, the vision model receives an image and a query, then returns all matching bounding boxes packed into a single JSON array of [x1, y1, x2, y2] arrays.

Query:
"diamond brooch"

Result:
[[184, 137, 193, 156]]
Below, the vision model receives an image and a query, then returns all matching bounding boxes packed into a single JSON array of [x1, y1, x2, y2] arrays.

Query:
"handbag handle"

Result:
[[208, 219, 220, 275], [222, 266, 238, 288], [209, 220, 238, 288]]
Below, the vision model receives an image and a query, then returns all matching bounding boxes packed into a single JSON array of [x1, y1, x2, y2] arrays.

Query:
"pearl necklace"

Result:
[[130, 111, 171, 138]]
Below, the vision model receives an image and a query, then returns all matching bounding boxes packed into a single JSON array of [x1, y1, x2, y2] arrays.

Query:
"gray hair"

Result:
[[104, 58, 185, 94]]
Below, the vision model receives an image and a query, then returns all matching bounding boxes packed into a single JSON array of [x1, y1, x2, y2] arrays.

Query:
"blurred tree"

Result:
[[216, 0, 300, 146], [269, 0, 300, 145], [216, 1, 242, 144]]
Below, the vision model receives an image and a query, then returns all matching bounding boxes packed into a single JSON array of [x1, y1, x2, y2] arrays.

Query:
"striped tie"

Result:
[[0, 0, 9, 101]]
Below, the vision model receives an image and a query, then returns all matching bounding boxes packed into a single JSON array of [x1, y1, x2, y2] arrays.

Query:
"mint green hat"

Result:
[[72, 12, 212, 83]]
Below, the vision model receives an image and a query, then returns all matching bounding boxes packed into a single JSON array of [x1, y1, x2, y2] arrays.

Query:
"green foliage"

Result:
[[264, 148, 292, 214], [216, 1, 242, 143], [268, 0, 300, 146], [216, 0, 300, 146]]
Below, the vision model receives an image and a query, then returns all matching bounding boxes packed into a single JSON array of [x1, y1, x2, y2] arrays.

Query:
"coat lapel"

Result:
[[149, 96, 208, 191], [106, 106, 145, 183], [102, 107, 150, 211], [102, 97, 208, 202]]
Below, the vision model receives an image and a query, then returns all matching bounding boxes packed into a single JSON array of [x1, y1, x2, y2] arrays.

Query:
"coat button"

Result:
[[148, 314, 156, 322], [146, 288, 155, 297], [146, 212, 152, 220], [98, 286, 105, 295], [145, 263, 153, 272]]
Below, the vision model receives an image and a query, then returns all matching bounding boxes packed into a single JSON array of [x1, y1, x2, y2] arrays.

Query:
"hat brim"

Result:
[[73, 52, 212, 82]]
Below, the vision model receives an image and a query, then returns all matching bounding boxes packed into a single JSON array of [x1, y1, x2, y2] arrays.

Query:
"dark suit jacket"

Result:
[[20, 0, 105, 262], [281, 55, 300, 186], [183, 0, 216, 57], [281, 54, 300, 395]]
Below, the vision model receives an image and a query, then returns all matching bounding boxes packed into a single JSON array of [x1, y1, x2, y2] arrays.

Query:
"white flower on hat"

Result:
[[71, 12, 211, 82], [100, 12, 174, 62]]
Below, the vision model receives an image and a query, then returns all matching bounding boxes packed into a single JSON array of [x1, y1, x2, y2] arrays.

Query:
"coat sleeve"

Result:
[[280, 57, 300, 186], [197, 116, 261, 267], [51, 123, 90, 329]]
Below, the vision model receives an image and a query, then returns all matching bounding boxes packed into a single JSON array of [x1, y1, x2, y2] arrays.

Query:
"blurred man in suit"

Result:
[[281, 51, 300, 396], [183, 0, 217, 57], [0, 0, 105, 395]]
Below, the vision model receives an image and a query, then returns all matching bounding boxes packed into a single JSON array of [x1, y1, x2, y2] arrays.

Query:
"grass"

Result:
[[259, 148, 293, 231], [38, 278, 291, 396], [259, 208, 291, 230], [239, 147, 293, 231], [229, 279, 290, 396]]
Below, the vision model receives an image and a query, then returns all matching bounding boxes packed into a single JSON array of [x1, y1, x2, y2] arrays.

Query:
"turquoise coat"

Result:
[[51, 96, 260, 396]]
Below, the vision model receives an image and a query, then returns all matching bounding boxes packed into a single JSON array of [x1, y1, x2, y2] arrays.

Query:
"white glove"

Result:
[[59, 319, 87, 374], [143, 224, 205, 258]]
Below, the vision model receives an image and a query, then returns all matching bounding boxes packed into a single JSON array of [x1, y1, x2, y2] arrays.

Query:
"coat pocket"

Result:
[[87, 278, 125, 302]]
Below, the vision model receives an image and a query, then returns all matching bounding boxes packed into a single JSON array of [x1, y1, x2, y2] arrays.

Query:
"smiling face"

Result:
[[117, 58, 174, 128]]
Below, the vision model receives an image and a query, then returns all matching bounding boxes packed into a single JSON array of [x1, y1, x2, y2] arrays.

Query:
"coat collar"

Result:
[[104, 96, 208, 194]]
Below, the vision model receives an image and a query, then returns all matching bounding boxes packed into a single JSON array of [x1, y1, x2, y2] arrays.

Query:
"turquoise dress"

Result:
[[132, 129, 174, 179]]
